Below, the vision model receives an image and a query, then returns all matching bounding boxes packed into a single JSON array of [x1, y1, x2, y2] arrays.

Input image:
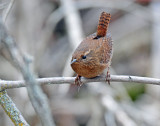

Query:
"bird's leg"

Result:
[[75, 75, 83, 92], [106, 68, 111, 85], [75, 75, 83, 86]]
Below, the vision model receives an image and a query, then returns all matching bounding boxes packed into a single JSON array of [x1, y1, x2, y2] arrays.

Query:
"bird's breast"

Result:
[[71, 61, 107, 78]]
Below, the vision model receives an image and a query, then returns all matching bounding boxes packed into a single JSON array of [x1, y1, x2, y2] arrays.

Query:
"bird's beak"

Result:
[[71, 59, 77, 64]]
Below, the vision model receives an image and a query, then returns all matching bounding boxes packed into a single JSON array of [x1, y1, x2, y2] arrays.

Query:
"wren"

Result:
[[71, 12, 113, 86]]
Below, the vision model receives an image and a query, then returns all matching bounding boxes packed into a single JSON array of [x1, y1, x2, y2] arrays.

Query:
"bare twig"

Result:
[[2, 0, 15, 22], [0, 17, 55, 126], [0, 75, 160, 90], [0, 90, 29, 126], [102, 95, 137, 126], [60, 0, 83, 49]]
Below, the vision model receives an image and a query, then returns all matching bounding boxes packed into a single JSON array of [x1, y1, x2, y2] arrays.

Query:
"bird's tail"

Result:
[[96, 12, 111, 37]]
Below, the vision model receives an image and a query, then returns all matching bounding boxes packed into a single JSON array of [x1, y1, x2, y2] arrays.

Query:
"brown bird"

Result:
[[71, 12, 113, 86]]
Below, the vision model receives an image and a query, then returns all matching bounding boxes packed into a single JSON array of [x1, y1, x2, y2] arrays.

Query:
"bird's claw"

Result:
[[106, 69, 111, 85], [75, 75, 83, 91]]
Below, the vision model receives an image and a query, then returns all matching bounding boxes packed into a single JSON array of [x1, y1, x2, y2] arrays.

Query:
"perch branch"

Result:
[[0, 75, 160, 90]]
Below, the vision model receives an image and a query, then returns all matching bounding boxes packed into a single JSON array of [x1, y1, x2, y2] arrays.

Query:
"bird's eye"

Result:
[[82, 55, 86, 59]]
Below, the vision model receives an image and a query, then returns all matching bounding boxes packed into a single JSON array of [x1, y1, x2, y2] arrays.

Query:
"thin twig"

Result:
[[0, 75, 160, 90], [3, 0, 15, 22]]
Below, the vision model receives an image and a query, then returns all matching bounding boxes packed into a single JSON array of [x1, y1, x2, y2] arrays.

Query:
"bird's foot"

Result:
[[106, 69, 111, 85], [75, 75, 83, 91]]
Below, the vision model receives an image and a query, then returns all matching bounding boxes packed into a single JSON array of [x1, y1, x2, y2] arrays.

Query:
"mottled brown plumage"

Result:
[[71, 12, 113, 85]]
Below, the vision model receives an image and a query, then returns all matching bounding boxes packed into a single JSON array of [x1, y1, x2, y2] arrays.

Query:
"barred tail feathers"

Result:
[[96, 12, 111, 37]]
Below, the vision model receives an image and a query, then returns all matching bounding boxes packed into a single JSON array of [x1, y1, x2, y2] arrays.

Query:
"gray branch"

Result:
[[0, 90, 30, 126], [0, 17, 55, 126], [0, 75, 160, 90], [2, 0, 15, 22]]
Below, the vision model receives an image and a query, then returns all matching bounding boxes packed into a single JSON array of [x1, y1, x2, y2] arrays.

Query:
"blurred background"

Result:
[[0, 0, 160, 126]]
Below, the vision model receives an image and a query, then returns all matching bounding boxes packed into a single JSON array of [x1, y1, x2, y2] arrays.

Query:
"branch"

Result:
[[0, 75, 160, 90], [3, 0, 15, 22], [0, 90, 29, 126], [0, 17, 55, 126]]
